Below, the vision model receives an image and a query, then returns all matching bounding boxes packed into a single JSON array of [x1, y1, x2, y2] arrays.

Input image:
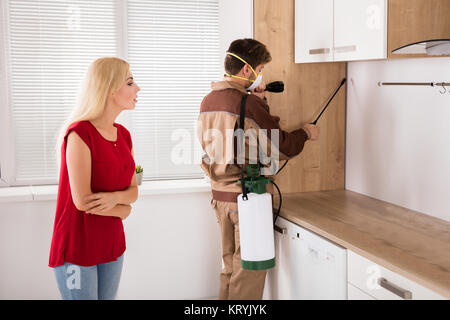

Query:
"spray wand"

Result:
[[311, 78, 346, 125], [273, 78, 347, 229]]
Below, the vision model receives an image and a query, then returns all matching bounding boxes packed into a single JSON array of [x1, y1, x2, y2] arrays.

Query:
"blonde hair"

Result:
[[55, 57, 130, 168]]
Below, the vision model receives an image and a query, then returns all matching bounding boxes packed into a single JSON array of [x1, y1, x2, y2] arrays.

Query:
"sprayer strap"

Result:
[[240, 94, 248, 129], [240, 94, 248, 200]]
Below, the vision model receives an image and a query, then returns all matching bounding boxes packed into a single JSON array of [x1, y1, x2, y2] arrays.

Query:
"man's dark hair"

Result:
[[225, 38, 272, 75]]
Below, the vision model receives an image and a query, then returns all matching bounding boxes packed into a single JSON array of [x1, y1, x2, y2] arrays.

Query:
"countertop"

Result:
[[274, 189, 450, 299]]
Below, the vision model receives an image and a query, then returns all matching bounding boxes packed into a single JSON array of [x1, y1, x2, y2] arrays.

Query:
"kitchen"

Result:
[[0, 0, 449, 303]]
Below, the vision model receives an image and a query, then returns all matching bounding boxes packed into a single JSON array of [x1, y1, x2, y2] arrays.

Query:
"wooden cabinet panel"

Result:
[[254, 0, 346, 194], [388, 0, 450, 58]]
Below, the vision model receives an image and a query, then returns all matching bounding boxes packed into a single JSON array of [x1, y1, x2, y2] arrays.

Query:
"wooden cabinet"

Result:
[[295, 0, 387, 63], [388, 0, 450, 58]]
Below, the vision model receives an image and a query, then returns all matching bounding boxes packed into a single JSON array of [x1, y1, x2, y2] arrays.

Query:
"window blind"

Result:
[[126, 0, 221, 180], [7, 0, 118, 184], [5, 0, 220, 185]]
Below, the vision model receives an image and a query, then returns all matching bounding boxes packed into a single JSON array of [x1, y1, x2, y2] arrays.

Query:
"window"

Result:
[[2, 0, 118, 185], [0, 0, 226, 186], [126, 0, 221, 180]]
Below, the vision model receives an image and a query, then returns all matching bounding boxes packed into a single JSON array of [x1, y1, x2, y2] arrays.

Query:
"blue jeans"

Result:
[[53, 254, 124, 300]]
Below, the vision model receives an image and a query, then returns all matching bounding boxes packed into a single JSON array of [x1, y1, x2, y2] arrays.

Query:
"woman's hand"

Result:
[[85, 203, 132, 220], [84, 192, 119, 215]]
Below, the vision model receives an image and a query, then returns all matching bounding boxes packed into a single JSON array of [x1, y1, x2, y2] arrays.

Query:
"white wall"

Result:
[[346, 56, 450, 222], [219, 0, 253, 62], [0, 192, 221, 299], [118, 192, 220, 299]]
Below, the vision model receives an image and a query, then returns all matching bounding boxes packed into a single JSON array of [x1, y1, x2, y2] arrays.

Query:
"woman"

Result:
[[49, 57, 140, 300]]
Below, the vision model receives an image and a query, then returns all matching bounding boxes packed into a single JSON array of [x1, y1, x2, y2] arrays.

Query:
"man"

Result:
[[197, 38, 320, 300]]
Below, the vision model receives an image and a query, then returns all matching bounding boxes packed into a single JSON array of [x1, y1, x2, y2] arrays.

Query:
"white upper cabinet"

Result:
[[295, 0, 387, 63], [334, 0, 387, 61], [295, 0, 334, 63]]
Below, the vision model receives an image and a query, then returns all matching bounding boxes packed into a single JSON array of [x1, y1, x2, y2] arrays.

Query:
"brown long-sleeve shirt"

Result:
[[197, 80, 310, 202]]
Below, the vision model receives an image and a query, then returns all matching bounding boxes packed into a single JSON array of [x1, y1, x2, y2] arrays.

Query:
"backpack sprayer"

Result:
[[237, 78, 346, 271]]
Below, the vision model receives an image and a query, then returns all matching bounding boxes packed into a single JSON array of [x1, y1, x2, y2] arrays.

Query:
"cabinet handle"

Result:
[[274, 225, 287, 234], [334, 45, 357, 53], [378, 277, 412, 300], [309, 48, 330, 55]]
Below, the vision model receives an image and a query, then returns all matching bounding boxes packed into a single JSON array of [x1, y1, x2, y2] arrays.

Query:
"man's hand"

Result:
[[250, 81, 266, 100], [84, 192, 119, 215], [303, 123, 320, 141]]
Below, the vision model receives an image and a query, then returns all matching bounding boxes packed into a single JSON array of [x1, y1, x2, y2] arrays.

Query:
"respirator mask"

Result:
[[225, 52, 263, 91]]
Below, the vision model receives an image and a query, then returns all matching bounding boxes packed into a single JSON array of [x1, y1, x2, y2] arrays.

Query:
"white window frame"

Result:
[[0, 0, 253, 188], [114, 0, 131, 129], [0, 0, 15, 186]]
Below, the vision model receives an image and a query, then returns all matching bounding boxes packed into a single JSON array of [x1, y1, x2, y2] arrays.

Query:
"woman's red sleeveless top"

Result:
[[49, 120, 135, 267]]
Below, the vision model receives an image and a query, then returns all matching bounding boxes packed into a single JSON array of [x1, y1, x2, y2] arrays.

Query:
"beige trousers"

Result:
[[211, 199, 267, 300]]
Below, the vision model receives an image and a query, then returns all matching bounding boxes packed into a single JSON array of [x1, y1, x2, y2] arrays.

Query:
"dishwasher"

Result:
[[263, 217, 347, 300]]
